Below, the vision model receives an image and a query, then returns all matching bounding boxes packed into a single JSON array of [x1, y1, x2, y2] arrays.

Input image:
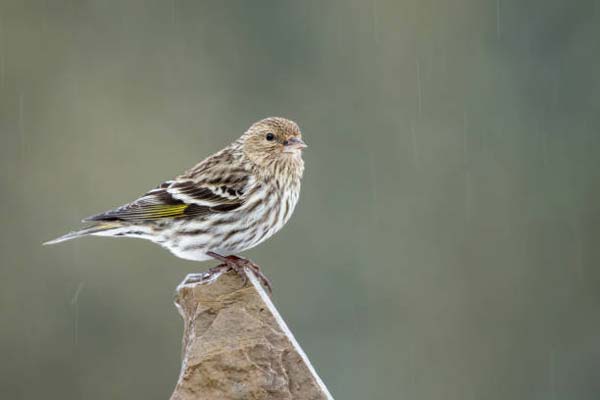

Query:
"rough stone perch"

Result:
[[171, 269, 334, 400]]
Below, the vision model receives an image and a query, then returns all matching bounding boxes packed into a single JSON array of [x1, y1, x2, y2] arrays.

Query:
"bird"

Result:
[[44, 117, 307, 292]]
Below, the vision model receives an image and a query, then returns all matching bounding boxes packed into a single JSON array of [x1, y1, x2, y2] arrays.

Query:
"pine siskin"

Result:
[[44, 117, 307, 290]]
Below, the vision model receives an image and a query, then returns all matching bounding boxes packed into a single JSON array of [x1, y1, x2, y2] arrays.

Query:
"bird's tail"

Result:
[[43, 222, 123, 245]]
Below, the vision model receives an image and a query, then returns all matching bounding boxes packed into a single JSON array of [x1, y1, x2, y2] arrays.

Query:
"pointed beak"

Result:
[[283, 137, 307, 152]]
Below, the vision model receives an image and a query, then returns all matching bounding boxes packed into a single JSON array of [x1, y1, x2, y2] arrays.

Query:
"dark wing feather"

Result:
[[84, 148, 253, 223], [84, 176, 250, 223]]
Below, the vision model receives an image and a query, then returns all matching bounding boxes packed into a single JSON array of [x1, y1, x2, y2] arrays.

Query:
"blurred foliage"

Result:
[[1, 0, 600, 399]]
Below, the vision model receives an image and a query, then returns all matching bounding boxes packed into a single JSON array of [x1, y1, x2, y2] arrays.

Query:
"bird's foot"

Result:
[[206, 251, 272, 294]]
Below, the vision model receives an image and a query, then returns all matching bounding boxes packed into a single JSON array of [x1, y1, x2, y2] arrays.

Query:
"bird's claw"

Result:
[[206, 251, 272, 294]]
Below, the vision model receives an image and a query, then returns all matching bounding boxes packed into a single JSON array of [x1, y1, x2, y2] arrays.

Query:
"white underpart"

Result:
[[167, 181, 300, 261], [93, 225, 154, 237]]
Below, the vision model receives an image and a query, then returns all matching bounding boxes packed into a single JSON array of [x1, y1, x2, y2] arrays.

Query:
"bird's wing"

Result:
[[83, 174, 252, 223]]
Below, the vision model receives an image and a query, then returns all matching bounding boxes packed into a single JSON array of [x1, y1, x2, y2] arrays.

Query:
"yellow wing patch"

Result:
[[141, 204, 188, 219]]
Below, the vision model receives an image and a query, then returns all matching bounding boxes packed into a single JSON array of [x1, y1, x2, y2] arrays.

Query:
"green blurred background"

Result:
[[2, 0, 600, 399]]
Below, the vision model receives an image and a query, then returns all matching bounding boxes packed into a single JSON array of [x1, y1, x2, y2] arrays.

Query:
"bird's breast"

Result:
[[227, 179, 300, 251]]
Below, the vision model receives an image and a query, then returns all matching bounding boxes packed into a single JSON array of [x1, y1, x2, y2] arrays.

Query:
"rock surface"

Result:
[[171, 270, 334, 400]]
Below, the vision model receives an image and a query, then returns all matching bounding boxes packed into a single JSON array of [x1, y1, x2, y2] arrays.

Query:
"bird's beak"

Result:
[[283, 137, 307, 152]]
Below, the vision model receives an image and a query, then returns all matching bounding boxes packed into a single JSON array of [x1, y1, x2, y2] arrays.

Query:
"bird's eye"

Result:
[[265, 133, 275, 141]]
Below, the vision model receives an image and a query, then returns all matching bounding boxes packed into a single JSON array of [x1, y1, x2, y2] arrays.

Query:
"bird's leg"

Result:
[[206, 251, 273, 294], [224, 255, 273, 294]]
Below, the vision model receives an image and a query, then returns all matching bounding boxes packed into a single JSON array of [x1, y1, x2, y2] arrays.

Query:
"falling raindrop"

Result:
[[416, 58, 423, 115], [463, 112, 472, 222], [18, 93, 24, 159], [552, 68, 561, 108], [371, 0, 379, 44], [465, 170, 472, 223], [549, 348, 557, 400], [172, 0, 177, 26], [496, 0, 501, 39], [574, 219, 584, 283], [0, 16, 4, 89], [0, 51, 3, 89], [440, 46, 447, 78], [70, 282, 85, 345], [537, 119, 548, 167], [42, 0, 48, 36], [463, 111, 469, 165], [367, 151, 379, 223], [409, 342, 417, 395], [410, 121, 420, 170]]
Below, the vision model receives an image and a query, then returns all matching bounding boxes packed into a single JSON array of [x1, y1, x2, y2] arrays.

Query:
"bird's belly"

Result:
[[212, 209, 286, 254], [162, 187, 299, 261]]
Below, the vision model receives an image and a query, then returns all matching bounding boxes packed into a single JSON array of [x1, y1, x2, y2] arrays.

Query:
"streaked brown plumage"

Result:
[[45, 117, 306, 287]]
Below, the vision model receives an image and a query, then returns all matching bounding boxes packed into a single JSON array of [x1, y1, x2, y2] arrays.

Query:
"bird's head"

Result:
[[240, 117, 306, 172]]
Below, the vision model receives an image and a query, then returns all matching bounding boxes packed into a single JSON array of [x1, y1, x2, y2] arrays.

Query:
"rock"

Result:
[[171, 269, 334, 400]]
